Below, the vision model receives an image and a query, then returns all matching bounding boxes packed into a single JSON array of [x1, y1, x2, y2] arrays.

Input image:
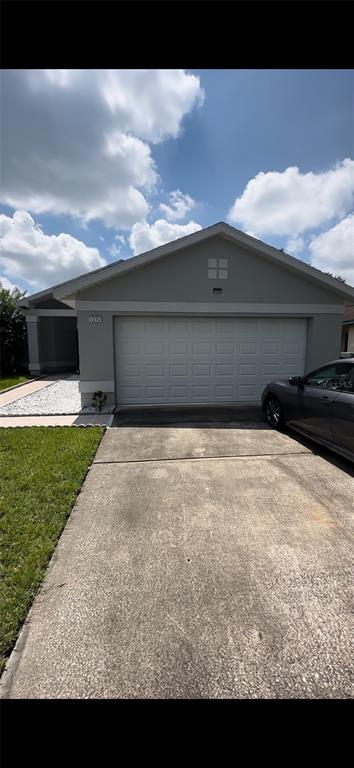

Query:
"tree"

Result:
[[325, 272, 346, 283], [0, 281, 28, 376]]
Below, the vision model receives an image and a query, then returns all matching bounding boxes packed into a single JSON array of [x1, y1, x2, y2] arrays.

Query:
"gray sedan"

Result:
[[261, 358, 354, 463]]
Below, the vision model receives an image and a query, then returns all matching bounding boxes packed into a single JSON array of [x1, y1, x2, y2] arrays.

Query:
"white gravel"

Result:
[[0, 376, 113, 416]]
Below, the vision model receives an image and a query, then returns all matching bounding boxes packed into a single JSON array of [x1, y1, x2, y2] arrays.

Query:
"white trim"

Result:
[[26, 315, 39, 323], [25, 309, 77, 317], [75, 301, 344, 315], [51, 222, 354, 301], [79, 380, 115, 393], [29, 363, 41, 371]]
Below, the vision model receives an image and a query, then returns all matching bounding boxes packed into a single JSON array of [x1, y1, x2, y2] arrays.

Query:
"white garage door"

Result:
[[114, 317, 307, 405]]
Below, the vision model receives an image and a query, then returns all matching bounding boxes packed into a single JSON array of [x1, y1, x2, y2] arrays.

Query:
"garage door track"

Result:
[[1, 419, 353, 699]]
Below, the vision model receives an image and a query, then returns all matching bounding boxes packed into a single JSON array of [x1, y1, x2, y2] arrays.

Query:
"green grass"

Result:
[[0, 376, 31, 392], [0, 426, 104, 674]]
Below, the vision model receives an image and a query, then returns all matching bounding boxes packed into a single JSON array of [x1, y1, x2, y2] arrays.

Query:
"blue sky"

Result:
[[1, 69, 353, 293]]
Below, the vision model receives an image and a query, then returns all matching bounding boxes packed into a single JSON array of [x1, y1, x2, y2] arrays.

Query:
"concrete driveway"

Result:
[[2, 417, 353, 699]]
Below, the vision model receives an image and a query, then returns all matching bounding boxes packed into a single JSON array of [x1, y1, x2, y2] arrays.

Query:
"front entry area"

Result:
[[114, 316, 307, 405]]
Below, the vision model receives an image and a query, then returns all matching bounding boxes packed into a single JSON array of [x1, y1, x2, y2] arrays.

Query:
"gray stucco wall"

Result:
[[305, 314, 343, 371], [78, 311, 114, 382], [74, 235, 345, 406], [78, 237, 343, 306]]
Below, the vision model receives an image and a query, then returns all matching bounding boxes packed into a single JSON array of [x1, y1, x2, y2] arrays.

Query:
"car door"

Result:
[[330, 367, 354, 453], [289, 363, 340, 441]]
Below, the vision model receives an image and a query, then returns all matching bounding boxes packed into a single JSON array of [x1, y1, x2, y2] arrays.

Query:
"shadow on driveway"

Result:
[[113, 404, 266, 428]]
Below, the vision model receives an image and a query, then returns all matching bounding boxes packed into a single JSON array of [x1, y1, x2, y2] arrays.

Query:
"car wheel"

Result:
[[265, 394, 284, 430]]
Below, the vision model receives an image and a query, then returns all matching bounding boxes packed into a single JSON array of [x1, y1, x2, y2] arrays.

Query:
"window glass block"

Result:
[[219, 258, 228, 268], [208, 258, 217, 268], [219, 269, 228, 279], [208, 269, 217, 279]]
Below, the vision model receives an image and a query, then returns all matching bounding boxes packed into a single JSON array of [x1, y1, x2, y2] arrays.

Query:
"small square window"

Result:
[[207, 257, 229, 279]]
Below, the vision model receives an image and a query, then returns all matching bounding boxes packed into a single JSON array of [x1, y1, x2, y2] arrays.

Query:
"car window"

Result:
[[305, 363, 354, 392]]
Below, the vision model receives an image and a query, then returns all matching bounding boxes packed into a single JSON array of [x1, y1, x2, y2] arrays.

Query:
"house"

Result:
[[19, 222, 354, 410], [341, 304, 354, 356]]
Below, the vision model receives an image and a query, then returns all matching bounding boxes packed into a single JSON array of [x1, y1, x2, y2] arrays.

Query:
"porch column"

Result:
[[26, 315, 41, 374]]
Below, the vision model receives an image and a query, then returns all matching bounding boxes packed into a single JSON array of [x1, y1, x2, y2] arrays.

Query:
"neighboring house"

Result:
[[19, 222, 354, 409], [341, 304, 354, 355]]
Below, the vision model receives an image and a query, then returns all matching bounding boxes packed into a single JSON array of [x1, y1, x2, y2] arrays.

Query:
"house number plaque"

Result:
[[89, 314, 103, 324]]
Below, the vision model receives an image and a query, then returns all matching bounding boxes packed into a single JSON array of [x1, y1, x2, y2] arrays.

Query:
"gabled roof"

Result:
[[18, 260, 124, 308], [19, 222, 354, 306]]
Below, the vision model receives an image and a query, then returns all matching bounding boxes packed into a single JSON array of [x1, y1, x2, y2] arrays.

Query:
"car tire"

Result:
[[265, 394, 284, 430]]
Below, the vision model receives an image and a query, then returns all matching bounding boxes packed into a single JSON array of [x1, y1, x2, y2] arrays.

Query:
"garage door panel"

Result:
[[115, 317, 307, 405], [193, 363, 212, 376], [146, 364, 165, 377], [239, 342, 257, 355], [260, 363, 280, 376], [262, 342, 282, 354], [216, 342, 235, 354], [215, 384, 234, 397], [170, 385, 189, 398], [192, 384, 212, 398], [239, 363, 258, 375], [194, 342, 213, 354], [170, 363, 188, 376], [216, 363, 234, 376], [282, 342, 303, 354], [238, 319, 259, 335]]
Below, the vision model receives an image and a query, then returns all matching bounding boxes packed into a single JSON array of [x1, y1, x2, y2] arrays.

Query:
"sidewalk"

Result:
[[0, 414, 114, 428], [0, 375, 64, 407]]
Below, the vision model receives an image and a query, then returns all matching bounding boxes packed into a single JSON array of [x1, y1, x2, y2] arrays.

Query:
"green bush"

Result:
[[0, 281, 28, 376]]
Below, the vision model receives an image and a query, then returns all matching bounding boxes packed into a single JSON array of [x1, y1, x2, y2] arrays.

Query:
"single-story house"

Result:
[[341, 304, 354, 355], [19, 222, 354, 409]]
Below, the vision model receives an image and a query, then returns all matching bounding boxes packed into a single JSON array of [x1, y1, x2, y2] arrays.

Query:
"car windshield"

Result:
[[305, 363, 354, 392]]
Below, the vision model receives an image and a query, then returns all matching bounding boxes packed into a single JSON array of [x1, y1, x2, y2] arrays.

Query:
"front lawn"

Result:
[[0, 376, 31, 392], [0, 426, 104, 674]]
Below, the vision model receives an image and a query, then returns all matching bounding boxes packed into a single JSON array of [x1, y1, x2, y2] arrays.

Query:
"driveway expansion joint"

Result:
[[93, 450, 313, 465]]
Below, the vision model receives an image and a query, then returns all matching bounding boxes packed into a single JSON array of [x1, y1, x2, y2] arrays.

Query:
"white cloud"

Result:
[[1, 70, 203, 230], [99, 69, 205, 143], [129, 219, 202, 256], [285, 236, 305, 256], [309, 214, 354, 286], [0, 275, 19, 292], [0, 210, 106, 290], [228, 159, 354, 237], [109, 233, 127, 258], [109, 242, 122, 259], [159, 189, 196, 221]]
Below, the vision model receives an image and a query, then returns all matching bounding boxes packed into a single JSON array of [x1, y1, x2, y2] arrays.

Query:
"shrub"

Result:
[[92, 390, 107, 412], [0, 281, 28, 376]]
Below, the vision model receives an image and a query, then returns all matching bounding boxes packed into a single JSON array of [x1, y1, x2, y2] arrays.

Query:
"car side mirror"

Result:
[[289, 375, 304, 387]]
